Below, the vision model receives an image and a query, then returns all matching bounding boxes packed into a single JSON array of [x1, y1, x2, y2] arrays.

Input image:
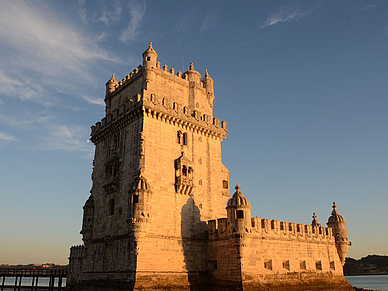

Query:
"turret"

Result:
[[201, 69, 214, 95], [183, 63, 201, 83], [130, 174, 152, 237], [80, 195, 94, 243], [106, 73, 118, 96], [142, 42, 158, 70], [327, 202, 351, 265], [226, 185, 252, 234]]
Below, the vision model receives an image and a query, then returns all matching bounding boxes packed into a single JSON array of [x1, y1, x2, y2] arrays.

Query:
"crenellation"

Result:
[[69, 43, 352, 291]]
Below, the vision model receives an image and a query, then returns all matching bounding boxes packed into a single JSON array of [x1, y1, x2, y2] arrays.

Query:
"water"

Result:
[[1, 277, 66, 290], [346, 275, 388, 291]]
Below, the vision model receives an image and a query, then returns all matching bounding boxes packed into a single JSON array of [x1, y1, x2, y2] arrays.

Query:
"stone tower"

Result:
[[327, 202, 351, 266], [67, 43, 230, 290]]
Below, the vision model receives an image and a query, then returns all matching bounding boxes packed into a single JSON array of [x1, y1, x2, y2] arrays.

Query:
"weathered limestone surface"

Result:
[[67, 43, 353, 291]]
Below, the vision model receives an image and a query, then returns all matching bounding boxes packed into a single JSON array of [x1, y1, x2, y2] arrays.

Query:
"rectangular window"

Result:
[[330, 261, 335, 270], [133, 195, 139, 203], [264, 260, 272, 271], [316, 261, 322, 271], [223, 180, 228, 189], [300, 260, 306, 270], [282, 260, 290, 271], [236, 210, 244, 219]]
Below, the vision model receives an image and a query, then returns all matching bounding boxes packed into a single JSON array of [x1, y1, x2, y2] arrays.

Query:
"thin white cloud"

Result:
[[37, 124, 93, 156], [360, 4, 377, 11], [80, 94, 105, 106], [0, 132, 17, 142], [120, 0, 146, 43], [261, 5, 320, 28], [200, 14, 217, 32], [0, 0, 116, 107], [77, 0, 88, 23]]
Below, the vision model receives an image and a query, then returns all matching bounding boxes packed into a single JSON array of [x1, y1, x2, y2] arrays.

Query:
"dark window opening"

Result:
[[133, 194, 139, 204], [146, 56, 151, 61], [183, 132, 188, 145], [109, 199, 115, 216], [182, 165, 187, 176], [223, 180, 228, 189], [236, 210, 244, 219], [177, 131, 182, 144]]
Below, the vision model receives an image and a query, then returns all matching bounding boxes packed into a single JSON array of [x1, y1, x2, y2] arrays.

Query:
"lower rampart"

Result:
[[208, 217, 354, 291]]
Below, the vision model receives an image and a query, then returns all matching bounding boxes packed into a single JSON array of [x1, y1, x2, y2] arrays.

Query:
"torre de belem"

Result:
[[67, 43, 353, 291]]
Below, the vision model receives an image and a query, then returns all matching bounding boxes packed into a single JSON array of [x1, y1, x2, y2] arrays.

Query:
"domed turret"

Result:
[[183, 63, 201, 83], [327, 202, 351, 265], [142, 42, 158, 69], [106, 73, 118, 95], [130, 174, 152, 236], [80, 195, 94, 243], [132, 175, 151, 191], [201, 69, 214, 96], [226, 185, 252, 234]]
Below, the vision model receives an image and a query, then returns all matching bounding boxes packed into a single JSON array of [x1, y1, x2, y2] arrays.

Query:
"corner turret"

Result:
[[80, 195, 94, 243], [183, 63, 201, 83], [142, 42, 158, 70], [130, 174, 152, 237], [327, 202, 351, 265], [106, 73, 118, 96], [201, 69, 214, 95], [226, 184, 252, 234]]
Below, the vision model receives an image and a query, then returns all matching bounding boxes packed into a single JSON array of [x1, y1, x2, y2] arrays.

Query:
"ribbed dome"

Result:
[[227, 184, 251, 208], [328, 202, 345, 223], [132, 175, 150, 190], [142, 42, 157, 57]]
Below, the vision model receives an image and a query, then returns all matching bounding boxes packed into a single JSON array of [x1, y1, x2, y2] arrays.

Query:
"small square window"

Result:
[[236, 210, 244, 219], [264, 260, 272, 271]]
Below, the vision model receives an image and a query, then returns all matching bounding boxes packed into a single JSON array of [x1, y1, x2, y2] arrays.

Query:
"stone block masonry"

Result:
[[67, 43, 353, 291]]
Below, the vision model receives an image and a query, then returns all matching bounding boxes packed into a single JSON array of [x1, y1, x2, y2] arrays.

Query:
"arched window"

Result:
[[183, 132, 188, 145], [146, 56, 151, 61], [177, 131, 182, 144], [182, 165, 187, 176], [188, 167, 193, 178], [109, 199, 115, 216]]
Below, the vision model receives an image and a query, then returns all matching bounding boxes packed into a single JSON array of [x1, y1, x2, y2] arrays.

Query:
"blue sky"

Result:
[[0, 0, 387, 264]]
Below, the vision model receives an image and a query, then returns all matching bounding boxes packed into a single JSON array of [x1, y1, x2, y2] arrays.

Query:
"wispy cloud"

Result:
[[80, 94, 105, 106], [0, 0, 116, 107], [360, 4, 377, 11], [0, 132, 17, 142], [120, 0, 146, 43], [37, 124, 93, 156], [261, 5, 320, 28], [200, 14, 217, 32]]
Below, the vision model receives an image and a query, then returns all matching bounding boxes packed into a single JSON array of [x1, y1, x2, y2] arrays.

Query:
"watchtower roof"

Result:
[[327, 202, 345, 223], [227, 184, 251, 208]]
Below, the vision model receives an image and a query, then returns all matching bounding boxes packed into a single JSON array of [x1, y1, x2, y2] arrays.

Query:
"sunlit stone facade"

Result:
[[67, 43, 353, 291]]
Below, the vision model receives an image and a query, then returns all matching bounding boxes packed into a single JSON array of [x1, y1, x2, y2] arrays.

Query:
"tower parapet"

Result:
[[327, 202, 351, 265]]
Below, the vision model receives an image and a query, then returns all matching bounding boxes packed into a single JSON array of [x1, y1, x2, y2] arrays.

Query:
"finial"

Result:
[[235, 184, 241, 192], [149, 42, 153, 49], [189, 63, 194, 70], [110, 73, 116, 82], [205, 69, 209, 77], [312, 212, 321, 226], [331, 202, 340, 215]]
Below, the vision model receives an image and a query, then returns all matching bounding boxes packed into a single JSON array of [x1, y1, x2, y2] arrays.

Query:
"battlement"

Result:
[[90, 91, 227, 143], [69, 245, 85, 259], [107, 62, 211, 97], [208, 216, 334, 243]]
